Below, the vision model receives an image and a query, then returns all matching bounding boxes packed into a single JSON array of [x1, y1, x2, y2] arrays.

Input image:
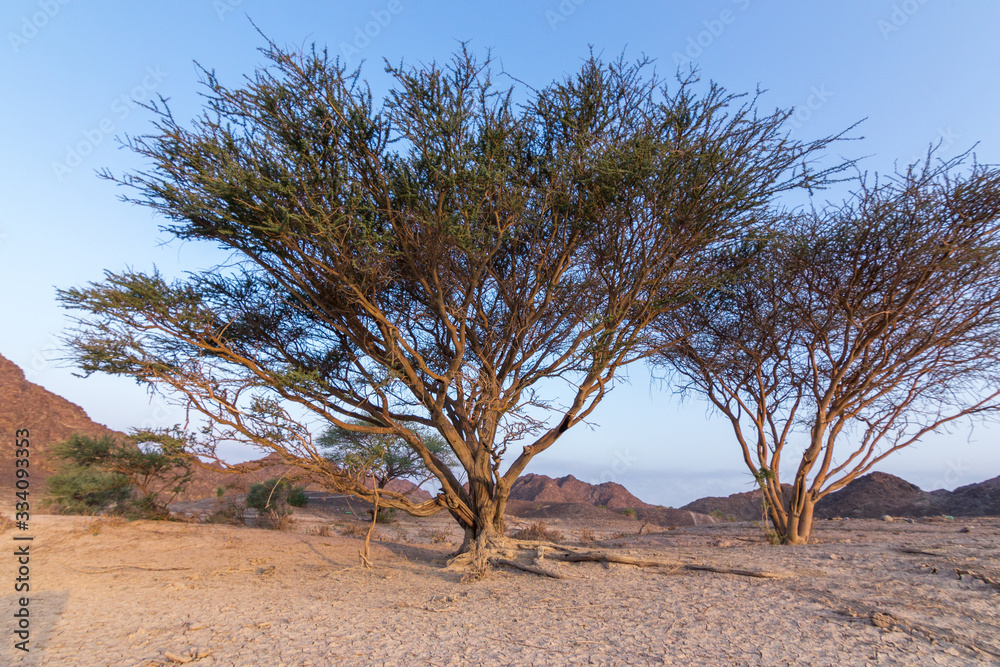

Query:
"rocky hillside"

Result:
[[508, 473, 717, 527], [681, 485, 793, 522], [682, 471, 1000, 520], [943, 476, 1000, 516], [510, 473, 654, 510], [814, 472, 939, 519], [0, 353, 122, 493]]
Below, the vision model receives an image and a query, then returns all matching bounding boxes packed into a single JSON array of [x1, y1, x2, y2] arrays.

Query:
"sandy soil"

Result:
[[3, 497, 999, 666]]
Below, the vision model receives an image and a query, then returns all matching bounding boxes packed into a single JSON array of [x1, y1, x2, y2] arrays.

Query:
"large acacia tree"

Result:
[[659, 154, 1000, 544], [60, 41, 844, 557]]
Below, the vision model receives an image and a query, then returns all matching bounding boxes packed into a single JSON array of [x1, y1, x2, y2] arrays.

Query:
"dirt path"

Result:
[[3, 513, 999, 666]]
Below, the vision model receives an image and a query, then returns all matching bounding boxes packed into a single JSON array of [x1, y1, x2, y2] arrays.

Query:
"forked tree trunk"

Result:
[[458, 494, 509, 552], [764, 476, 817, 545], [760, 476, 817, 545], [454, 467, 512, 560], [782, 495, 815, 545]]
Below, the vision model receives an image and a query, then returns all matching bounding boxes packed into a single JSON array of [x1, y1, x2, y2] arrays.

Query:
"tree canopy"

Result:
[[658, 153, 1000, 543], [59, 41, 848, 555]]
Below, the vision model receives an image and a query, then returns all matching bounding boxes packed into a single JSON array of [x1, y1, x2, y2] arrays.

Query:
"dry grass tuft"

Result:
[[430, 530, 452, 544], [307, 524, 332, 537], [510, 520, 563, 543], [339, 521, 370, 538], [83, 515, 127, 536]]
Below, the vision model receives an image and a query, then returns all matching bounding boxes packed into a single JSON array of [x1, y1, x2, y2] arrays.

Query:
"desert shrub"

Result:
[[366, 507, 396, 523], [579, 527, 597, 543], [207, 495, 246, 525], [268, 513, 295, 531], [287, 486, 309, 507], [245, 477, 307, 520], [307, 524, 332, 537], [621, 508, 638, 519], [46, 463, 132, 515], [47, 431, 193, 519], [510, 520, 563, 543]]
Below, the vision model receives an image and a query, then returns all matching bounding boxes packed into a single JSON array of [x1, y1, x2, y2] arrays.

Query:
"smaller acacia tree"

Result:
[[48, 429, 195, 518], [319, 421, 456, 492], [659, 153, 1000, 544]]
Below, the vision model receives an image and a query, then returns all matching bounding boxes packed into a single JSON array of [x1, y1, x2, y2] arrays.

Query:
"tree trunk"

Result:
[[455, 475, 511, 560], [782, 491, 816, 545]]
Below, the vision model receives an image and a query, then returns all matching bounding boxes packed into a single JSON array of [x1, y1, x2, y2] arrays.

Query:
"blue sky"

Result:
[[2, 1, 998, 506]]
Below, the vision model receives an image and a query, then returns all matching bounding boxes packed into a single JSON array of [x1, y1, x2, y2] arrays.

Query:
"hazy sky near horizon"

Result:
[[2, 1, 999, 507]]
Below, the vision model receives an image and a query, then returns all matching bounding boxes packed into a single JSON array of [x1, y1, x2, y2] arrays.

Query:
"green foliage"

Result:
[[245, 477, 308, 521], [374, 507, 396, 523], [319, 421, 455, 489], [47, 430, 194, 518], [57, 40, 849, 541], [621, 507, 638, 519], [46, 463, 131, 515], [287, 485, 309, 508]]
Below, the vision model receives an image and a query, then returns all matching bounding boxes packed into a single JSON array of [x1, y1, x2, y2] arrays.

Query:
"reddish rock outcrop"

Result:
[[510, 473, 654, 510], [0, 353, 122, 493]]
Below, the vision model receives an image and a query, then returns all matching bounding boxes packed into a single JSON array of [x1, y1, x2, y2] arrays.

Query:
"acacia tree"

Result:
[[50, 429, 194, 517], [659, 154, 1000, 544], [319, 420, 455, 492], [59, 40, 845, 559]]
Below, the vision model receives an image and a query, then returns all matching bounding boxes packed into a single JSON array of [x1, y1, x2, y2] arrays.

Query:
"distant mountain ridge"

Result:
[[509, 473, 655, 510], [681, 471, 1000, 520], [508, 473, 719, 527]]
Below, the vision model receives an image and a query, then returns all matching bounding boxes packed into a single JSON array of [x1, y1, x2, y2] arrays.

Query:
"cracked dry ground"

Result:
[[3, 513, 999, 666]]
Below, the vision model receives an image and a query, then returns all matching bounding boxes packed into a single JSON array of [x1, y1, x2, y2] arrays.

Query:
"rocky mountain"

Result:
[[0, 353, 122, 493], [510, 473, 654, 510], [814, 472, 939, 519], [681, 485, 793, 522], [943, 476, 1000, 516], [682, 471, 1000, 520], [508, 473, 718, 527]]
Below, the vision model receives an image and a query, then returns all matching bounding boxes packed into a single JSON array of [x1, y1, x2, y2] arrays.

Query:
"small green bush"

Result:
[[46, 463, 132, 515], [287, 486, 309, 508], [246, 478, 308, 527], [621, 507, 638, 519]]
